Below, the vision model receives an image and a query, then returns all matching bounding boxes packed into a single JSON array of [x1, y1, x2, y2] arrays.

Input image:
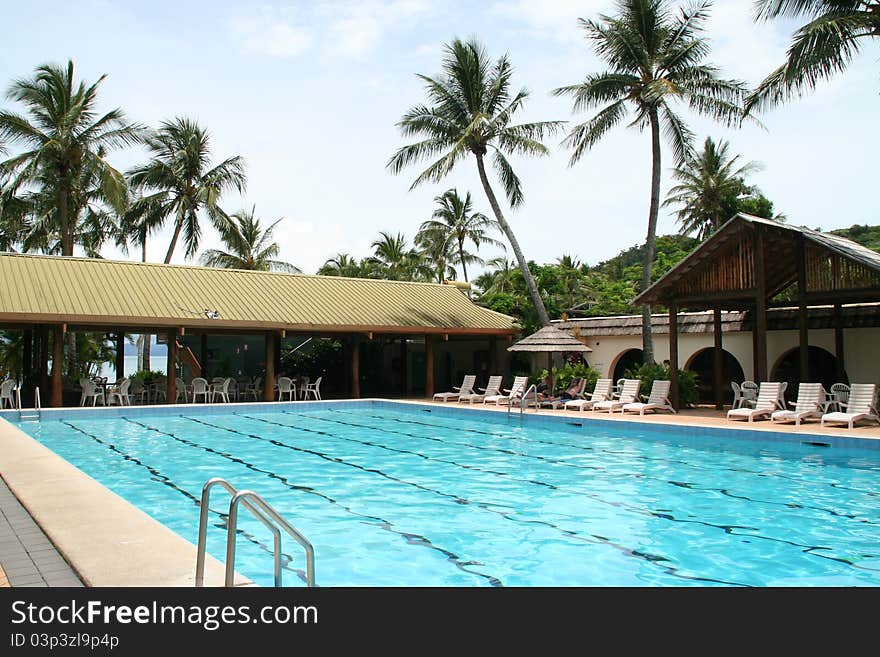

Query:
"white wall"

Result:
[[578, 327, 879, 387]]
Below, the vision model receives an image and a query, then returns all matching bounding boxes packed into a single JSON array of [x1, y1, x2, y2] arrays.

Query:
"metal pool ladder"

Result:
[[509, 383, 539, 416], [17, 386, 41, 422], [195, 477, 315, 587]]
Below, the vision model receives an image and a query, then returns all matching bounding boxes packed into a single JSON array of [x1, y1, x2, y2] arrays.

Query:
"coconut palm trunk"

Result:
[[475, 153, 549, 326], [640, 108, 663, 365]]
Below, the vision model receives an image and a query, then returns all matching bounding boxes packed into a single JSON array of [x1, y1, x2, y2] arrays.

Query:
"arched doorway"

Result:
[[685, 348, 745, 405], [771, 346, 846, 399], [612, 348, 644, 382]]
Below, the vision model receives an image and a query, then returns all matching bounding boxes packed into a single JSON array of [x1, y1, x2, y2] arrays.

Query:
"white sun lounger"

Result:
[[771, 382, 825, 426], [563, 378, 613, 412], [727, 382, 782, 422], [622, 379, 676, 415], [593, 378, 641, 413], [484, 376, 529, 406], [820, 383, 879, 429], [459, 375, 503, 404], [433, 375, 476, 402]]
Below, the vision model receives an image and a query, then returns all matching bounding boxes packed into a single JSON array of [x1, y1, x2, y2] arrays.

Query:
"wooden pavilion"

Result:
[[634, 214, 880, 409]]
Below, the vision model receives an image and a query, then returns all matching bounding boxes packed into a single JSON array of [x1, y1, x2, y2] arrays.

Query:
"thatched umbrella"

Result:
[[507, 325, 592, 394]]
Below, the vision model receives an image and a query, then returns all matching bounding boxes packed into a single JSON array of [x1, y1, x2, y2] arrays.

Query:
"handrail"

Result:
[[195, 478, 313, 587], [521, 384, 538, 414], [227, 490, 315, 588], [18, 386, 40, 420], [508, 383, 539, 416]]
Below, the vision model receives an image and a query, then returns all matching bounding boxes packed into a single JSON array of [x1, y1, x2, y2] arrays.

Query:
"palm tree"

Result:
[[475, 256, 517, 295], [415, 224, 458, 284], [746, 1, 880, 114], [387, 37, 563, 326], [369, 231, 430, 281], [553, 0, 747, 362], [199, 206, 300, 272], [318, 253, 364, 277], [664, 137, 761, 239], [127, 117, 246, 264], [0, 60, 140, 256], [417, 188, 501, 288]]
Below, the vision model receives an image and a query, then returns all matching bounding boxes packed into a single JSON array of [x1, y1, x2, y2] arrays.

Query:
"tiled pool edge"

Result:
[[0, 416, 252, 587]]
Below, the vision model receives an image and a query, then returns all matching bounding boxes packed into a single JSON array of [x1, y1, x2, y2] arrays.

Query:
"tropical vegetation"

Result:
[[126, 117, 246, 264], [553, 0, 749, 363], [199, 206, 300, 272], [664, 136, 774, 239], [746, 0, 880, 114], [388, 37, 562, 326]]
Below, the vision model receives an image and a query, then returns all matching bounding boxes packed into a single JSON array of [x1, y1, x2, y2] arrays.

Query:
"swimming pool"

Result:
[[7, 401, 880, 586]]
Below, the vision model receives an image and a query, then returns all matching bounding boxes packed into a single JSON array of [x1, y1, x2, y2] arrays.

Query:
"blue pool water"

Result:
[[9, 402, 880, 586]]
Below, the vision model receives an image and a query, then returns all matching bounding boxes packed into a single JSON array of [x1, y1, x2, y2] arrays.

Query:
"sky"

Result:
[[2, 0, 877, 276]]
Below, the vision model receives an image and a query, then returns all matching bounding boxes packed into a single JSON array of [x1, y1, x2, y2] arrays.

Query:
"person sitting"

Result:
[[536, 377, 584, 405]]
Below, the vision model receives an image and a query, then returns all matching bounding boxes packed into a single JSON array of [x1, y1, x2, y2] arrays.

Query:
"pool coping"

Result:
[[0, 415, 252, 587], [1, 396, 879, 588]]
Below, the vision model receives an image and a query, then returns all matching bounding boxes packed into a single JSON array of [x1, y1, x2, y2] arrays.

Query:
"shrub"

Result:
[[623, 362, 699, 407], [535, 362, 600, 394], [130, 369, 165, 384]]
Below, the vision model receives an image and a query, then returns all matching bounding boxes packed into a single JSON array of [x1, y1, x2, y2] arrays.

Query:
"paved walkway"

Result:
[[0, 475, 82, 587]]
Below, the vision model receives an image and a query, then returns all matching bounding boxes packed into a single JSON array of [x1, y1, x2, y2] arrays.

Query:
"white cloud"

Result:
[[323, 0, 430, 58], [229, 8, 312, 57]]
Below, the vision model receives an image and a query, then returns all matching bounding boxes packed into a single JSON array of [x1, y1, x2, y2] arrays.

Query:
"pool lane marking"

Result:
[[262, 411, 878, 575], [230, 414, 758, 586], [336, 409, 880, 501], [324, 409, 873, 523], [124, 417, 503, 587], [59, 420, 306, 583]]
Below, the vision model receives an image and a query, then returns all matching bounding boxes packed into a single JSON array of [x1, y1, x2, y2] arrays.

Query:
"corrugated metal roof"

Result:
[[0, 253, 517, 334]]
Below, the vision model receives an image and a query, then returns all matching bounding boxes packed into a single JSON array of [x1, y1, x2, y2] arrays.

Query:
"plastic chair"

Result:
[[108, 378, 131, 406], [741, 381, 759, 407], [303, 376, 322, 401], [830, 383, 850, 412], [80, 379, 105, 406], [191, 377, 211, 403], [730, 381, 746, 409], [277, 377, 295, 401], [213, 378, 232, 403], [0, 380, 17, 409]]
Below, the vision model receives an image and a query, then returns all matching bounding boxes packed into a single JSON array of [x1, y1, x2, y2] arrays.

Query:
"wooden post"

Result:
[[713, 308, 724, 410], [115, 332, 125, 381], [833, 303, 845, 381], [274, 334, 282, 375], [264, 332, 275, 401], [754, 227, 768, 382], [200, 333, 208, 379], [351, 336, 361, 399], [166, 329, 178, 403], [669, 304, 679, 411], [797, 235, 809, 383], [22, 328, 33, 403], [401, 337, 409, 396], [38, 325, 49, 395], [488, 336, 498, 376], [547, 352, 554, 395], [51, 325, 63, 407], [425, 335, 435, 398]]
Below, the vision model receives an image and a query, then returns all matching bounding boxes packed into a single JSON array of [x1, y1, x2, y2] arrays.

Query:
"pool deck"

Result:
[[0, 414, 252, 588], [0, 396, 878, 587]]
